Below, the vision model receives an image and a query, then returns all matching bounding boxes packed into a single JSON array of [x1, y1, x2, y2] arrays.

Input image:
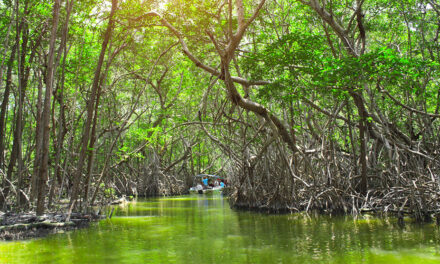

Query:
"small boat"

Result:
[[189, 174, 226, 194], [189, 185, 223, 194]]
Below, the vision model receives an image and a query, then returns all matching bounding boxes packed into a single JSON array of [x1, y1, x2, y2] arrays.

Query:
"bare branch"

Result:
[[301, 97, 350, 123], [379, 86, 440, 118]]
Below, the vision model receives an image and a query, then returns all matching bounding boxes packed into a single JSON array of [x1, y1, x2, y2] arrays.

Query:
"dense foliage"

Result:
[[0, 0, 439, 220]]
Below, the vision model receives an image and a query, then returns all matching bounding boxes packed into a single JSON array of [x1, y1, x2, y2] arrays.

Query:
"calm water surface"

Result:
[[1, 194, 439, 263]]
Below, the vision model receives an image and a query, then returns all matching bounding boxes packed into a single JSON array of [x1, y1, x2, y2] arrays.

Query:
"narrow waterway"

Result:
[[1, 194, 439, 263]]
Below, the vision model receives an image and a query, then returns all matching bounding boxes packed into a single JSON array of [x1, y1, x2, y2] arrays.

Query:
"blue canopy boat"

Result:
[[189, 174, 225, 194]]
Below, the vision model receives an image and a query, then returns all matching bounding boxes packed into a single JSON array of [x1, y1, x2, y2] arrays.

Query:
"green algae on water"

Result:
[[1, 195, 439, 264]]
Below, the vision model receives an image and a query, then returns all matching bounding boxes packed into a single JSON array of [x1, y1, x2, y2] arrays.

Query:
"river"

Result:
[[1, 194, 439, 263]]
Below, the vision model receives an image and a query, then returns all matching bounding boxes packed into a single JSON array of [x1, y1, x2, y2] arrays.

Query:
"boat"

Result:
[[189, 174, 226, 194], [189, 186, 223, 194]]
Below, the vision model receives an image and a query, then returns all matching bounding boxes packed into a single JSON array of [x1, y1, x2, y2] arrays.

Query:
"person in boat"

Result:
[[202, 176, 209, 188], [220, 180, 225, 188]]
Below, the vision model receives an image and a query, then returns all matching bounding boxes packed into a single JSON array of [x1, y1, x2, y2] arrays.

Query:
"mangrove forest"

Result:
[[1, 0, 440, 252]]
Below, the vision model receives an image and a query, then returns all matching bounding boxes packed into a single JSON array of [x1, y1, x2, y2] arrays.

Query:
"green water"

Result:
[[1, 195, 439, 263]]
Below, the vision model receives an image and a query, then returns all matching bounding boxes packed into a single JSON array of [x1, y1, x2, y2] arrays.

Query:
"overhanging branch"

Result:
[[141, 11, 269, 86]]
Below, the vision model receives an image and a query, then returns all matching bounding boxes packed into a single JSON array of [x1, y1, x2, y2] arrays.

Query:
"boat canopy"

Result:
[[194, 174, 224, 180]]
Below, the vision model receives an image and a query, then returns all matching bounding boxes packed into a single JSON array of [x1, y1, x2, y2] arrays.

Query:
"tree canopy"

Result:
[[0, 0, 439, 219]]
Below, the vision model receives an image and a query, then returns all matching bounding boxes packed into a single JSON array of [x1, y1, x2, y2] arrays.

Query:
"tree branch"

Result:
[[142, 11, 268, 86], [379, 86, 440, 118]]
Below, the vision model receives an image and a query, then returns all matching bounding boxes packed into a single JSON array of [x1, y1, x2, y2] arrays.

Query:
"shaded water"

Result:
[[1, 194, 440, 263]]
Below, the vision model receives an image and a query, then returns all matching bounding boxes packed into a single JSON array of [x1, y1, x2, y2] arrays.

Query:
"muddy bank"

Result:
[[0, 212, 104, 241]]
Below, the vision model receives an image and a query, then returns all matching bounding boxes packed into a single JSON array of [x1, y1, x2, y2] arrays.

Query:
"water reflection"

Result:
[[1, 194, 439, 263]]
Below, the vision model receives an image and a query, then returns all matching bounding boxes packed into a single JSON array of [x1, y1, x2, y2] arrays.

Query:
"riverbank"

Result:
[[0, 211, 104, 240], [0, 195, 135, 240]]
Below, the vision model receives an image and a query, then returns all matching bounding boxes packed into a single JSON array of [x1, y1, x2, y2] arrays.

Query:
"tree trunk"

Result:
[[48, 0, 74, 209], [15, 14, 30, 208], [0, 43, 17, 209], [0, 43, 17, 173], [68, 0, 117, 214], [84, 40, 122, 206], [1, 0, 29, 210], [35, 0, 61, 216], [30, 69, 44, 202], [0, 8, 15, 171], [351, 91, 368, 194]]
